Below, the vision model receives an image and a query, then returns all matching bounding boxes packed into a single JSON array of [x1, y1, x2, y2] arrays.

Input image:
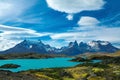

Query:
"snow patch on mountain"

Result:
[[0, 40, 119, 55]]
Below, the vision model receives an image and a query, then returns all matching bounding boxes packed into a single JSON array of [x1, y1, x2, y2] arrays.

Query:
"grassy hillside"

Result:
[[0, 53, 66, 59], [0, 51, 120, 80]]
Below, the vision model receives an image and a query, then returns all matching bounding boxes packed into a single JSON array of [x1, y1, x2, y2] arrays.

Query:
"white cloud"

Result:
[[15, 18, 42, 24], [66, 14, 73, 20], [0, 25, 50, 37], [78, 16, 100, 26], [13, 14, 43, 24], [0, 24, 48, 38], [0, 0, 37, 21], [0, 24, 34, 32], [46, 0, 105, 20], [51, 32, 93, 43], [50, 27, 120, 46], [0, 37, 21, 51]]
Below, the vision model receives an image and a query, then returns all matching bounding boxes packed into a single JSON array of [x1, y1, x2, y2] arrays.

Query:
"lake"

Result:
[[0, 58, 79, 72], [0, 58, 101, 72]]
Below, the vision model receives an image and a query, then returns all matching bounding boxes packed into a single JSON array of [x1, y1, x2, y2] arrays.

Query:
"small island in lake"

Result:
[[0, 64, 20, 69]]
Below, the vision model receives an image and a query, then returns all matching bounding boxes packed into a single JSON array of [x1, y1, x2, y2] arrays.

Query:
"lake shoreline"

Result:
[[0, 53, 67, 60], [0, 51, 120, 80], [0, 57, 79, 72]]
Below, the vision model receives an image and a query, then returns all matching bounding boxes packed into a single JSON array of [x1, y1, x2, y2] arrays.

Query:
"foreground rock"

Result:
[[0, 70, 38, 80]]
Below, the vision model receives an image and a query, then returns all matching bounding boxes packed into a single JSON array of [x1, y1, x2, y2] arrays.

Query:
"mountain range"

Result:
[[0, 40, 119, 55]]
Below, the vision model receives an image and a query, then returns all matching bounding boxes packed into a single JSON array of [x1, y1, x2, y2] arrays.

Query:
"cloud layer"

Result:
[[0, 25, 50, 39], [0, 0, 37, 22], [46, 0, 105, 20], [46, 0, 105, 13], [51, 27, 120, 43]]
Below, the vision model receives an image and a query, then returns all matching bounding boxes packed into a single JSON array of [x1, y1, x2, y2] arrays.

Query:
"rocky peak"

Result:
[[79, 42, 87, 47], [68, 40, 78, 48], [0, 40, 119, 55], [38, 39, 44, 44], [74, 40, 78, 46]]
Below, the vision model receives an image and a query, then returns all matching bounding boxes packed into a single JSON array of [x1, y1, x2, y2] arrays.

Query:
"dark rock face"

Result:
[[62, 41, 80, 55], [79, 42, 89, 52], [0, 40, 119, 56], [60, 40, 119, 55]]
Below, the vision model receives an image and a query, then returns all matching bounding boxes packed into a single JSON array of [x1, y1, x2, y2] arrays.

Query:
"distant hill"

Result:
[[0, 40, 119, 56]]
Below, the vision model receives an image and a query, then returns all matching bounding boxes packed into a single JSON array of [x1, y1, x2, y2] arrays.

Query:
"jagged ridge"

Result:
[[0, 40, 119, 55]]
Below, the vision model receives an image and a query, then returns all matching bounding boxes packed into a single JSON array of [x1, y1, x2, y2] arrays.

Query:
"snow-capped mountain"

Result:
[[87, 40, 118, 52], [1, 40, 57, 54], [59, 40, 119, 55], [0, 40, 119, 55]]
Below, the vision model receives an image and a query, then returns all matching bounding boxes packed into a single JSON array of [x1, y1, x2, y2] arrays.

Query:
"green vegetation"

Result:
[[15, 51, 119, 80], [0, 53, 66, 59], [76, 62, 109, 68], [0, 51, 120, 80], [70, 57, 91, 62]]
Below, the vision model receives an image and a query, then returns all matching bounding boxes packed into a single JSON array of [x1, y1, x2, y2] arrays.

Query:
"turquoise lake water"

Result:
[[0, 58, 79, 72], [0, 58, 101, 72]]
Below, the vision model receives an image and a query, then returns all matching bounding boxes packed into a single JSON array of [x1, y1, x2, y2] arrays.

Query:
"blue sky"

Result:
[[0, 0, 120, 50]]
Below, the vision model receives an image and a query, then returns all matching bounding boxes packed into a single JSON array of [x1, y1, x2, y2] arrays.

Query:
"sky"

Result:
[[0, 0, 120, 51]]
